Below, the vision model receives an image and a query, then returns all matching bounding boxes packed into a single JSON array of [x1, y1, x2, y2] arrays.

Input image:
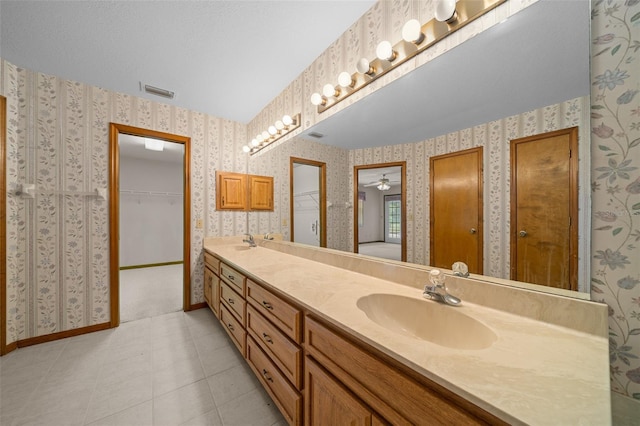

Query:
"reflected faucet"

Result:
[[243, 233, 257, 247], [263, 232, 274, 240], [423, 269, 461, 306], [452, 261, 469, 278]]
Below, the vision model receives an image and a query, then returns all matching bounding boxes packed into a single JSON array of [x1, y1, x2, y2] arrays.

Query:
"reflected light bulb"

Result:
[[268, 125, 277, 135], [242, 145, 250, 153], [275, 120, 284, 130], [323, 83, 339, 98], [402, 19, 424, 44], [282, 115, 293, 126], [261, 130, 270, 140], [256, 134, 264, 143], [338, 71, 354, 88], [376, 40, 396, 61], [356, 58, 374, 75], [310, 92, 324, 106], [251, 138, 259, 147]]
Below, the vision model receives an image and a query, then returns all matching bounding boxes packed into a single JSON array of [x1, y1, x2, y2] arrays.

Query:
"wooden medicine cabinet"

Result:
[[216, 171, 273, 211]]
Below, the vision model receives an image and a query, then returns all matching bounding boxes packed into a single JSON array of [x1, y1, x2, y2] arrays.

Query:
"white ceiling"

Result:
[[0, 0, 376, 123]]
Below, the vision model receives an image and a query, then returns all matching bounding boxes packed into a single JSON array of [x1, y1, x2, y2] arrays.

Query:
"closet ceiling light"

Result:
[[144, 138, 164, 151]]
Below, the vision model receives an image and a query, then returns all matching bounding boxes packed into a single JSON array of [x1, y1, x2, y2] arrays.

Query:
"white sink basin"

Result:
[[356, 293, 497, 350]]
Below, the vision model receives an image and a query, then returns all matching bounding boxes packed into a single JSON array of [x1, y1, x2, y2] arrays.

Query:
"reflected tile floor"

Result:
[[0, 309, 286, 426]]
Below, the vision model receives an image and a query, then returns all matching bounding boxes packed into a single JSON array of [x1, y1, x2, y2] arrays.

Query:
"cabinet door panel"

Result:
[[216, 171, 247, 210], [305, 357, 374, 426], [249, 175, 274, 211]]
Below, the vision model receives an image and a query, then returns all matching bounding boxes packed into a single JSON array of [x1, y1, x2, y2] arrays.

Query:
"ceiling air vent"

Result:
[[140, 82, 175, 99]]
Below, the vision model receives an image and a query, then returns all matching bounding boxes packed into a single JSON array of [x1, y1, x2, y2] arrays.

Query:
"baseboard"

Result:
[[120, 260, 183, 270], [189, 302, 207, 311], [1, 340, 18, 356], [16, 322, 112, 349]]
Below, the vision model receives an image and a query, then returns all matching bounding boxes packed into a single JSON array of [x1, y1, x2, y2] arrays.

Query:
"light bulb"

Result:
[[376, 40, 396, 61], [356, 58, 374, 75], [275, 120, 284, 130], [268, 125, 277, 135], [242, 145, 250, 153], [435, 0, 457, 23], [282, 115, 293, 126], [261, 130, 270, 140], [402, 19, 424, 44], [310, 92, 325, 106], [251, 138, 259, 147], [256, 134, 264, 143], [338, 71, 354, 88], [323, 83, 339, 98]]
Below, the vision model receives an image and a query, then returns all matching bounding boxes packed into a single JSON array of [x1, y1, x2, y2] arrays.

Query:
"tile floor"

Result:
[[120, 265, 183, 323], [0, 309, 286, 426]]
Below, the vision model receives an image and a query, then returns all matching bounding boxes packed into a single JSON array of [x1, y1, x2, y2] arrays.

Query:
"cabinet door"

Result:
[[249, 175, 274, 211], [305, 357, 374, 426], [204, 267, 212, 306], [216, 171, 247, 210]]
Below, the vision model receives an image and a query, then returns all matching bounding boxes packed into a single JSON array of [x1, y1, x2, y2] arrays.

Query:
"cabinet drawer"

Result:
[[247, 336, 302, 425], [247, 279, 301, 343], [220, 263, 246, 296], [204, 251, 220, 275], [220, 281, 246, 326], [247, 305, 302, 389], [220, 304, 246, 356], [305, 316, 493, 425]]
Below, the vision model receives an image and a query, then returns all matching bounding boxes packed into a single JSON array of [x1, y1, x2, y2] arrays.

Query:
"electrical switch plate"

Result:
[[282, 218, 288, 226], [195, 219, 203, 229]]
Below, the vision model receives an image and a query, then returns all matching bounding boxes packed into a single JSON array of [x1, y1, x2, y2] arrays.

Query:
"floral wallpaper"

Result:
[[590, 0, 640, 400], [1, 59, 248, 343]]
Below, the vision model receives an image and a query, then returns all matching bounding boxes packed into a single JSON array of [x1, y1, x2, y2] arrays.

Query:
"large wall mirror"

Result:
[[251, 0, 591, 298]]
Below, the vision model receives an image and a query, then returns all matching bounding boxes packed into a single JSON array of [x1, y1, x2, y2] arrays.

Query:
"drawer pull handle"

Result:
[[262, 333, 273, 344], [228, 274, 235, 280], [227, 298, 234, 304], [262, 369, 274, 383], [227, 323, 235, 331], [262, 301, 273, 310]]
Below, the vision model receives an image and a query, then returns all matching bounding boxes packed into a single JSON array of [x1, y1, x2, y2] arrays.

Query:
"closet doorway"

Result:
[[109, 124, 190, 327]]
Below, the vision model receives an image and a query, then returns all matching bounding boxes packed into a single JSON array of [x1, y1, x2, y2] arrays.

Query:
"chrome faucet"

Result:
[[243, 233, 256, 247], [263, 232, 274, 240], [423, 269, 461, 306]]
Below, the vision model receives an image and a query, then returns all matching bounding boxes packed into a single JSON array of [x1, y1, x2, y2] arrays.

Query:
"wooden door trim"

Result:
[[0, 95, 10, 355], [290, 157, 327, 247], [510, 127, 578, 290], [354, 162, 407, 262], [429, 147, 484, 272], [109, 123, 191, 328]]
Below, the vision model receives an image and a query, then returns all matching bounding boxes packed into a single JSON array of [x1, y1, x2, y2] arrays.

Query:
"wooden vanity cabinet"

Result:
[[305, 316, 506, 426], [218, 261, 247, 356], [306, 357, 387, 426], [204, 252, 220, 318]]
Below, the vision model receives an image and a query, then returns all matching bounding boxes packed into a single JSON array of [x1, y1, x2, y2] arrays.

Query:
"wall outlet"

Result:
[[195, 218, 203, 229]]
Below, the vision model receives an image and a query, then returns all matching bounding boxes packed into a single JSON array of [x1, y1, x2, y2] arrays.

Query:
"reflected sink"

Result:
[[356, 294, 497, 350]]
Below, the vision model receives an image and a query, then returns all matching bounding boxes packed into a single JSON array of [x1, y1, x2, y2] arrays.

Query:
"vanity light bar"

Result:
[[243, 113, 301, 155], [311, 0, 506, 113]]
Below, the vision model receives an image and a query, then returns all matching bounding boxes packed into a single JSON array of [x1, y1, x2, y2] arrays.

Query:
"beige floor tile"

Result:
[[86, 400, 153, 426], [197, 341, 244, 378], [207, 362, 261, 406], [152, 380, 215, 426], [84, 372, 152, 424], [180, 408, 223, 426], [217, 388, 284, 426], [153, 356, 205, 397], [153, 338, 199, 371]]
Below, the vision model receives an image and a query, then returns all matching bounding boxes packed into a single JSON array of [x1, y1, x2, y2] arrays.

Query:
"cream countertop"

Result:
[[204, 237, 611, 425]]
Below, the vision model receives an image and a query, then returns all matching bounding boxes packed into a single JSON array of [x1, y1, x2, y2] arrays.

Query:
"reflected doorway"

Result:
[[290, 157, 326, 247], [354, 162, 406, 262]]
